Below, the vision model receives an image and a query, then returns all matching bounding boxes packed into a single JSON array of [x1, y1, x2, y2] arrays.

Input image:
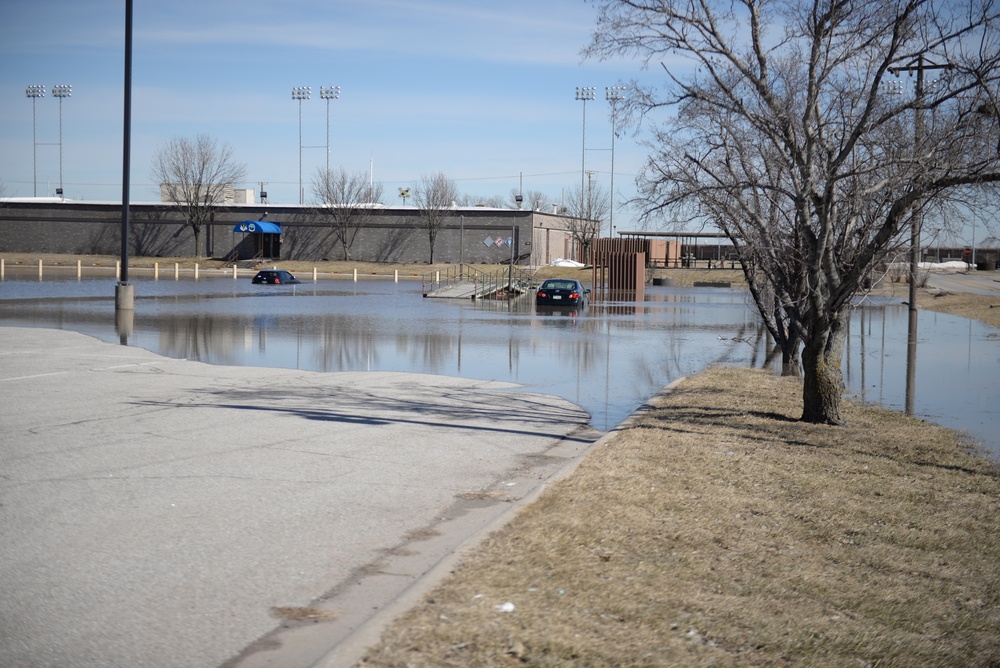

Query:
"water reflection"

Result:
[[0, 271, 996, 458], [841, 301, 999, 455]]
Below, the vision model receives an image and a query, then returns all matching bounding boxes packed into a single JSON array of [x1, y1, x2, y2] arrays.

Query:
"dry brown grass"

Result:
[[919, 288, 1000, 331], [356, 367, 1000, 667]]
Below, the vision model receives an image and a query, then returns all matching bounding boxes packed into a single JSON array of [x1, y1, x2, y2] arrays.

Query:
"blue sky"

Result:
[[0, 0, 660, 233]]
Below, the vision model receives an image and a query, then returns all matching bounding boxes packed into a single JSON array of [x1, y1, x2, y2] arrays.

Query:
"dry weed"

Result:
[[357, 367, 1000, 667]]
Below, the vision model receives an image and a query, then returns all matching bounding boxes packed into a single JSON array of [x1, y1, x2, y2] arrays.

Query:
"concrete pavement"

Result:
[[0, 327, 598, 667]]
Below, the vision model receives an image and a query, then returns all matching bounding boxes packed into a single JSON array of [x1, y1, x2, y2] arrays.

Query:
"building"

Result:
[[0, 199, 585, 266]]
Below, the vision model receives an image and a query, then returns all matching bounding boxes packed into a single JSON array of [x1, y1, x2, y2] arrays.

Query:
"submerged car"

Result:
[[535, 279, 589, 307], [251, 270, 300, 285]]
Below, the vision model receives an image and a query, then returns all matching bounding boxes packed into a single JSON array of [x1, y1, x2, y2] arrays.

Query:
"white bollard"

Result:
[[174, 263, 180, 280], [77, 259, 82, 279], [436, 270, 440, 283], [313, 267, 317, 282], [116, 260, 120, 279], [194, 264, 199, 280], [39, 259, 43, 279], [233, 265, 238, 280], [394, 269, 398, 283], [1, 258, 4, 280], [353, 268, 358, 282], [154, 262, 159, 280]]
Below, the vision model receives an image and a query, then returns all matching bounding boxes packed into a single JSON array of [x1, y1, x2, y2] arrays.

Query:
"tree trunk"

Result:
[[800, 315, 847, 425], [192, 226, 201, 258], [781, 345, 802, 377]]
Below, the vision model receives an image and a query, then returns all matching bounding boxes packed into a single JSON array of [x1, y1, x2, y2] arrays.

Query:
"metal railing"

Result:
[[423, 264, 535, 299]]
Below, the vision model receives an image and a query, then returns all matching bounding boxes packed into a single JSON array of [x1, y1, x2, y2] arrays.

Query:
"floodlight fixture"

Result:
[[606, 86, 627, 235], [292, 86, 312, 203], [52, 84, 73, 197], [25, 85, 46, 196], [574, 86, 596, 205], [319, 85, 341, 172]]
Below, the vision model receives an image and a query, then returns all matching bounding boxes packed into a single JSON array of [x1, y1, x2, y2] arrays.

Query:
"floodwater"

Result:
[[1, 269, 997, 459]]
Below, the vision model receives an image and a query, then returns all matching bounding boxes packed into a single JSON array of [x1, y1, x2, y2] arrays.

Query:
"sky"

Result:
[[0, 0, 661, 235]]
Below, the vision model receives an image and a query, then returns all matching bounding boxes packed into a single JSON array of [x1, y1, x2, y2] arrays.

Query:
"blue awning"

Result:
[[233, 220, 282, 234]]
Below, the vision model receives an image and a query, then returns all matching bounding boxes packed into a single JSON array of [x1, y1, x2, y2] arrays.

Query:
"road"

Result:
[[925, 269, 1000, 295], [0, 327, 598, 668]]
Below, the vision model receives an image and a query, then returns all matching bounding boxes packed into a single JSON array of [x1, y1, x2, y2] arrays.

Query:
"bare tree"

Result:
[[565, 179, 611, 261], [151, 135, 246, 257], [522, 189, 553, 212], [413, 172, 459, 263], [312, 167, 384, 260], [587, 0, 1000, 425], [456, 193, 507, 208]]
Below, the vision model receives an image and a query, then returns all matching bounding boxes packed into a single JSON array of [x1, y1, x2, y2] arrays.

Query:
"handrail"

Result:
[[423, 264, 535, 299]]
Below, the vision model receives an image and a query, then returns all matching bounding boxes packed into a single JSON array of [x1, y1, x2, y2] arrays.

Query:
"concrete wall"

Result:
[[0, 200, 579, 266]]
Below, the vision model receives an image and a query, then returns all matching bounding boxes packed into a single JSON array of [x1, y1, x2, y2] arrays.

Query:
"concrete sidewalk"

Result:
[[0, 327, 598, 667]]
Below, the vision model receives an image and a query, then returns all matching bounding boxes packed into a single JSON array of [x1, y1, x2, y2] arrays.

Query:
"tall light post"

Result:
[[292, 85, 311, 204], [575, 87, 596, 204], [319, 85, 340, 173], [25, 84, 45, 197], [606, 86, 625, 237], [52, 84, 72, 198]]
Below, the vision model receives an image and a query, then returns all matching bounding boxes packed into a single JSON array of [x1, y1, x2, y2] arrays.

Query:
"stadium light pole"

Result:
[[292, 86, 311, 204], [52, 84, 72, 198], [319, 85, 340, 173], [25, 84, 45, 197], [575, 87, 596, 203], [606, 86, 626, 237]]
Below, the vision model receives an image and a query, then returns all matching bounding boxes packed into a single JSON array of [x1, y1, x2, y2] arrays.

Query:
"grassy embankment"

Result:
[[355, 365, 1000, 667]]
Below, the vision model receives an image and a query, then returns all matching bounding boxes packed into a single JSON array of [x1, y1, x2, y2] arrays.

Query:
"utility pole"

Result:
[[889, 55, 948, 414]]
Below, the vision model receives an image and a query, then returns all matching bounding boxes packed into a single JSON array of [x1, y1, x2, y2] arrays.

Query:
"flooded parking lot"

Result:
[[1, 270, 997, 457]]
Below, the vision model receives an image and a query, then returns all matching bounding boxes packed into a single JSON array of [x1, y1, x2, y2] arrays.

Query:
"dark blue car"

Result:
[[536, 279, 589, 307], [251, 270, 300, 285]]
